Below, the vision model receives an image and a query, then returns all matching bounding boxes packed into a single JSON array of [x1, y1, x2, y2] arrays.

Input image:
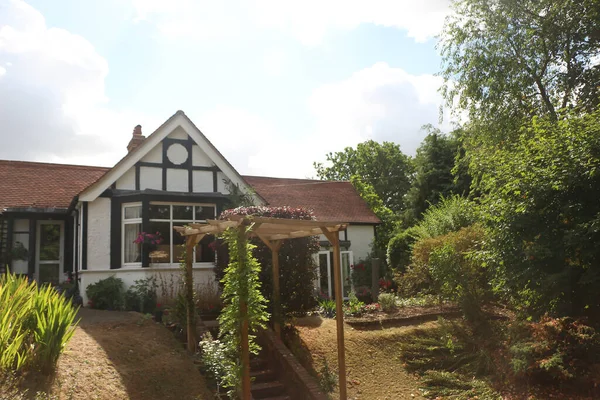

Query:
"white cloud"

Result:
[[196, 63, 450, 179], [131, 0, 451, 45], [307, 62, 450, 168], [0, 0, 160, 166]]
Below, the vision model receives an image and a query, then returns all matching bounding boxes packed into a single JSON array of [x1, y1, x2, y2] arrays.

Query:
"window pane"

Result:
[[173, 205, 193, 220], [146, 221, 171, 263], [149, 204, 170, 220], [195, 235, 216, 263], [124, 205, 142, 219], [195, 206, 215, 221], [124, 223, 141, 263], [39, 224, 60, 261]]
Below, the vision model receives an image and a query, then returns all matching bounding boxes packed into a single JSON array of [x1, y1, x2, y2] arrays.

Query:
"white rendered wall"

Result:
[[140, 166, 162, 190], [168, 126, 188, 140], [116, 167, 135, 190], [86, 198, 111, 270], [216, 171, 230, 194], [166, 168, 188, 192], [346, 225, 375, 262], [192, 145, 213, 167], [193, 170, 213, 192], [79, 266, 217, 305], [141, 145, 163, 163]]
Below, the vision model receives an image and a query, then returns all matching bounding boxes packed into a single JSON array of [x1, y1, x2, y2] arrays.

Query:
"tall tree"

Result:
[[404, 127, 470, 222], [441, 0, 600, 127], [314, 140, 412, 213]]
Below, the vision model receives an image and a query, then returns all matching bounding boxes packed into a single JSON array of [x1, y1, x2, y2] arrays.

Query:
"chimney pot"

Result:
[[127, 124, 146, 153]]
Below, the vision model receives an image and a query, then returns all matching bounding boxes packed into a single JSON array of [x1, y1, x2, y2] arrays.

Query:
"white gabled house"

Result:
[[0, 111, 380, 303]]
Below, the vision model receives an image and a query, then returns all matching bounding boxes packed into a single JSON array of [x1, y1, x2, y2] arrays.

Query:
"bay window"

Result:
[[122, 202, 216, 266]]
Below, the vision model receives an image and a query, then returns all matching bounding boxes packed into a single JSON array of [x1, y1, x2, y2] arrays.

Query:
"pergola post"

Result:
[[321, 228, 347, 400], [185, 236, 198, 352]]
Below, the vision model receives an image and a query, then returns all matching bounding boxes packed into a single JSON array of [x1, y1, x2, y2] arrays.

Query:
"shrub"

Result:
[[420, 371, 501, 400], [195, 281, 222, 315], [398, 225, 490, 323], [198, 332, 230, 395], [86, 276, 124, 310], [387, 227, 418, 273], [0, 273, 78, 374], [216, 206, 320, 317], [378, 293, 397, 312], [343, 292, 365, 317], [508, 316, 600, 383], [412, 195, 478, 240], [124, 277, 158, 313]]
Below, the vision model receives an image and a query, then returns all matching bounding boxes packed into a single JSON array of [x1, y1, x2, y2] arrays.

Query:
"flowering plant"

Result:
[[134, 231, 163, 245]]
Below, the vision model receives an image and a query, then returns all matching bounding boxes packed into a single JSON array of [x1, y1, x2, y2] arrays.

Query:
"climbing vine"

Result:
[[218, 223, 269, 397]]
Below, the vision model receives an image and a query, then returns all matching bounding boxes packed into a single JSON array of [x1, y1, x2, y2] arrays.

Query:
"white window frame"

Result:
[[148, 202, 217, 266], [122, 202, 143, 266]]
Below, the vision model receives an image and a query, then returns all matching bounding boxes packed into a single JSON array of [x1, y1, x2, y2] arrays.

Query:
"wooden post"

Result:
[[271, 240, 282, 339], [321, 228, 347, 400], [185, 237, 196, 352]]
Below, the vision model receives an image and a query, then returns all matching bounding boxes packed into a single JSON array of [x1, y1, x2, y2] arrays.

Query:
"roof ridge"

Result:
[[242, 174, 350, 184], [0, 159, 110, 170]]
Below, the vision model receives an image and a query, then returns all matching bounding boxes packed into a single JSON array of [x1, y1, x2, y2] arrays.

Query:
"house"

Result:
[[0, 111, 380, 303]]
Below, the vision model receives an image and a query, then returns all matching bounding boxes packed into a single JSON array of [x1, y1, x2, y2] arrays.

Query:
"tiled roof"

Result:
[[0, 160, 109, 211], [242, 176, 381, 224]]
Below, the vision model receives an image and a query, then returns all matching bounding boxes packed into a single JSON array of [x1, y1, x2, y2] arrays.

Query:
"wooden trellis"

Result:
[[174, 215, 349, 400]]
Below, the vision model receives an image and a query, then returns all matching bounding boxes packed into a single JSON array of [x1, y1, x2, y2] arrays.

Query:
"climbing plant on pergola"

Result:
[[175, 215, 350, 400]]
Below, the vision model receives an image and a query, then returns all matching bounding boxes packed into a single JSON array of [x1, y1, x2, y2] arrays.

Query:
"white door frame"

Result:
[[316, 250, 333, 298], [36, 220, 65, 284], [341, 250, 354, 299]]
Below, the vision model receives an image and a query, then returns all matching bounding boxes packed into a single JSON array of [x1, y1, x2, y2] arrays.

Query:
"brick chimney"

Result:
[[127, 125, 145, 153]]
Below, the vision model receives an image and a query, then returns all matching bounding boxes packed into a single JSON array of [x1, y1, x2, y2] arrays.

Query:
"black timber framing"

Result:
[[141, 197, 150, 267], [6, 218, 13, 273], [110, 199, 121, 269]]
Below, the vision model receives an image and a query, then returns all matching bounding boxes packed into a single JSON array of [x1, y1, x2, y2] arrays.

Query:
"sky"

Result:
[[0, 0, 454, 178]]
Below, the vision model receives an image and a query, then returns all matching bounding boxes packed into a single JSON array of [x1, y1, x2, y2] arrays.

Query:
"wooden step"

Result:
[[251, 381, 286, 399], [250, 369, 277, 383]]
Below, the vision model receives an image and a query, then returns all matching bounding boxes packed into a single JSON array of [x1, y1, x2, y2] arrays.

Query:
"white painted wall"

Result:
[[166, 168, 188, 192], [192, 145, 213, 167], [168, 126, 188, 140], [140, 166, 162, 190], [216, 171, 230, 194], [347, 225, 375, 262], [116, 167, 135, 190], [193, 170, 213, 192], [86, 198, 111, 270], [141, 145, 162, 163], [79, 266, 216, 305]]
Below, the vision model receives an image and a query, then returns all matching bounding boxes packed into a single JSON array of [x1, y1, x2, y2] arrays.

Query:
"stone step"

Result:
[[257, 396, 291, 400], [251, 381, 286, 399], [249, 357, 269, 370], [250, 369, 277, 383]]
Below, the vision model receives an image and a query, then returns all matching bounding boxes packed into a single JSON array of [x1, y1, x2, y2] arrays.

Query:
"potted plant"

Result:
[[134, 231, 164, 253]]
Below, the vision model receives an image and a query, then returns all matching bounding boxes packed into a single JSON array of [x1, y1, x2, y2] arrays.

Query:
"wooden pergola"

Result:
[[174, 215, 349, 400]]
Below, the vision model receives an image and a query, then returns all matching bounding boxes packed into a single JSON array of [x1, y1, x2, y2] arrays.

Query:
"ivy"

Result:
[[218, 223, 269, 397]]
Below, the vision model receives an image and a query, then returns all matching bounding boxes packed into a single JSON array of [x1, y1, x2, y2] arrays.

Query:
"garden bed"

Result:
[[344, 305, 461, 328]]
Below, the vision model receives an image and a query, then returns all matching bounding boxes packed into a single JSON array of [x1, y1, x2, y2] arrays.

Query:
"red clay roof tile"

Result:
[[242, 175, 380, 224], [0, 160, 109, 210]]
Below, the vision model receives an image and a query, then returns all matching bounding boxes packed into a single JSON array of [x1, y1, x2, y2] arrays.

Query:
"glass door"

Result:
[[316, 251, 332, 298], [36, 221, 64, 285]]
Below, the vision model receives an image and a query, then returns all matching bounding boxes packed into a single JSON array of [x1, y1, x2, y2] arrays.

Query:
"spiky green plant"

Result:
[[0, 272, 79, 374]]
